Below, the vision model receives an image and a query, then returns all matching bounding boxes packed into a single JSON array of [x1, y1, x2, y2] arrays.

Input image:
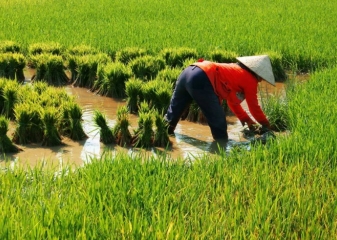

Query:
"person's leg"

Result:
[[165, 66, 193, 133], [185, 67, 228, 140]]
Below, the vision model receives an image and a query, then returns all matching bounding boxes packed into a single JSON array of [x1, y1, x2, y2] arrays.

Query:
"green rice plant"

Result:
[[186, 100, 199, 122], [12, 103, 32, 145], [93, 110, 115, 144], [2, 80, 19, 119], [159, 47, 199, 68], [0, 78, 6, 113], [132, 111, 154, 148], [155, 67, 181, 88], [125, 77, 143, 113], [67, 44, 98, 56], [27, 104, 44, 143], [61, 101, 87, 141], [128, 55, 166, 80], [0, 116, 20, 153], [94, 61, 132, 97], [72, 53, 110, 88], [39, 87, 70, 108], [258, 50, 287, 82], [153, 110, 171, 147], [138, 100, 152, 114], [0, 53, 26, 81], [0, 40, 21, 53], [40, 107, 63, 146], [32, 81, 49, 95], [28, 42, 64, 56], [152, 82, 172, 114], [30, 54, 69, 86], [115, 47, 147, 65], [112, 106, 132, 147], [208, 49, 238, 63]]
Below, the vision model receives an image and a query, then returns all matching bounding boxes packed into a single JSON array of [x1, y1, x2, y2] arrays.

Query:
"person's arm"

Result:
[[227, 101, 256, 127]]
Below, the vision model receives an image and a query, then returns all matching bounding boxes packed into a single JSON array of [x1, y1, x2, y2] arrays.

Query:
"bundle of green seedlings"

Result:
[[159, 47, 199, 68], [94, 61, 132, 97], [114, 47, 147, 65], [0, 78, 6, 114], [0, 116, 20, 153], [153, 110, 171, 147], [40, 106, 63, 146], [0, 40, 21, 53], [156, 67, 181, 88], [132, 102, 154, 148], [125, 77, 143, 113], [1, 79, 19, 120], [112, 106, 132, 147], [61, 101, 88, 141], [128, 55, 166, 80], [93, 110, 115, 144], [0, 53, 26, 82], [30, 53, 69, 86], [66, 45, 98, 82], [71, 53, 110, 89]]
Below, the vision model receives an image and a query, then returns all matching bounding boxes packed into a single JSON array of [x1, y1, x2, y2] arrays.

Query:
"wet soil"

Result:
[[0, 68, 300, 169]]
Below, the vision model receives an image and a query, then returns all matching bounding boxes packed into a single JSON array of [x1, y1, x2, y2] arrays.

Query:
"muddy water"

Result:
[[0, 67, 291, 169]]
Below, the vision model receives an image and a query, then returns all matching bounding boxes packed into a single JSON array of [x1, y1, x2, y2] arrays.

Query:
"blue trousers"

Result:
[[165, 66, 228, 140]]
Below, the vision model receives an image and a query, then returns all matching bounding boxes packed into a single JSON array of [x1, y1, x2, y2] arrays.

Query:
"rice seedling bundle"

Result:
[[32, 81, 49, 95], [132, 111, 154, 148], [159, 47, 199, 68], [128, 55, 166, 80], [2, 80, 19, 119], [72, 53, 110, 88], [94, 61, 132, 98], [93, 110, 114, 144], [125, 77, 143, 113], [208, 49, 238, 63], [155, 67, 181, 88], [68, 44, 98, 56], [0, 53, 26, 81], [153, 110, 170, 147], [140, 80, 158, 108], [138, 101, 152, 114], [26, 104, 44, 143], [0, 78, 6, 113], [152, 82, 172, 114], [28, 42, 64, 56], [112, 106, 132, 147], [0, 116, 20, 153], [186, 100, 199, 122], [40, 107, 63, 146], [31, 54, 69, 86], [0, 40, 21, 53], [12, 103, 32, 145], [115, 47, 147, 65], [61, 101, 87, 141]]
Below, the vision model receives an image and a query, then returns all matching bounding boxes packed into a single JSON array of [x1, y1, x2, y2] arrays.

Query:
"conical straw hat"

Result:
[[236, 55, 275, 86]]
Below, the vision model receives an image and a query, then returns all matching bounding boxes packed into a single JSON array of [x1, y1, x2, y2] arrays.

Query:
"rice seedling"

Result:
[[67, 44, 98, 56], [2, 80, 19, 119], [115, 47, 147, 65], [12, 103, 32, 145], [0, 53, 26, 81], [32, 81, 49, 95], [152, 82, 172, 114], [0, 116, 20, 153], [155, 67, 181, 88], [27, 104, 44, 143], [94, 61, 132, 98], [132, 111, 154, 148], [72, 53, 110, 89], [159, 47, 199, 68], [0, 78, 6, 113], [0, 40, 21, 53], [61, 101, 87, 141], [40, 107, 63, 146], [186, 100, 199, 122], [28, 42, 64, 56], [153, 110, 171, 147], [93, 110, 114, 144], [112, 106, 132, 147], [208, 49, 238, 63], [128, 55, 166, 80], [30, 54, 69, 86], [125, 77, 143, 113]]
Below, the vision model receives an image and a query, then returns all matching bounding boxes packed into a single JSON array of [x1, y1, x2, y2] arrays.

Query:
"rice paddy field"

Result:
[[1, 0, 337, 238]]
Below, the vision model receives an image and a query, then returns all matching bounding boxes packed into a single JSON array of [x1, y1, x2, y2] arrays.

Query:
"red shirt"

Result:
[[192, 61, 270, 127]]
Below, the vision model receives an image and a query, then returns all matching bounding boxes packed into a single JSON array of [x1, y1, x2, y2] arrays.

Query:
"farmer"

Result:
[[164, 55, 276, 141]]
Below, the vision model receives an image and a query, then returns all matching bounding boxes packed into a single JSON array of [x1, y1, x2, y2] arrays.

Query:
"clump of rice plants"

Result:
[[132, 111, 154, 148], [40, 107, 63, 146], [186, 101, 199, 122], [28, 42, 64, 56], [0, 40, 21, 53], [93, 110, 115, 144], [0, 53, 26, 81], [153, 110, 171, 147], [209, 49, 238, 63], [0, 78, 6, 113], [159, 47, 199, 68], [32, 81, 49, 95], [112, 106, 132, 147], [30, 54, 69, 86], [0, 116, 20, 153], [155, 67, 181, 88], [67, 44, 98, 56], [61, 101, 88, 141], [12, 103, 32, 145], [128, 55, 166, 80], [115, 47, 147, 65], [94, 61, 132, 98], [125, 77, 143, 113], [2, 80, 19, 119], [72, 53, 110, 89]]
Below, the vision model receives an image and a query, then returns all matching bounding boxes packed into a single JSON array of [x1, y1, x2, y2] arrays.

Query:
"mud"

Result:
[[0, 67, 299, 169]]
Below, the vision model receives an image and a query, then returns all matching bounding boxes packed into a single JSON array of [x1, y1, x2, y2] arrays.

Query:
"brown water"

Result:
[[0, 67, 297, 169]]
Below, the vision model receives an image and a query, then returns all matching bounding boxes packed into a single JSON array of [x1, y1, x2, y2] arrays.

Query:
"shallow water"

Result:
[[0, 67, 291, 169]]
